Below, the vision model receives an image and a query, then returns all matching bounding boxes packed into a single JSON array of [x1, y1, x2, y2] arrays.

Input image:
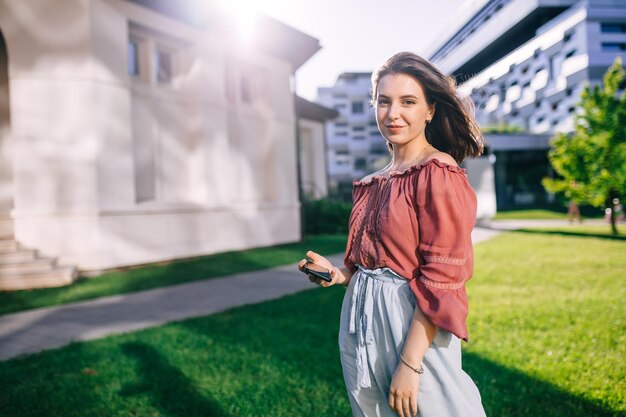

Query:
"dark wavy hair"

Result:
[[370, 51, 484, 163]]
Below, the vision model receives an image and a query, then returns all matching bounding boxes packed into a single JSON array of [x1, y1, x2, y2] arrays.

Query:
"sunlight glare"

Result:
[[216, 0, 260, 45]]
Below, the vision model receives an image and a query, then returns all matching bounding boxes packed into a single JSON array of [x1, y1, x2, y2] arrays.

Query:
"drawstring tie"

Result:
[[348, 267, 378, 388]]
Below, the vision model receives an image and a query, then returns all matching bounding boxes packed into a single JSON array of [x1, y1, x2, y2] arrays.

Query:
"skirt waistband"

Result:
[[356, 264, 407, 284]]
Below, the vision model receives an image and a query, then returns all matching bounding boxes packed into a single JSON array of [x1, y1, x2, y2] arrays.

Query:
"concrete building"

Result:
[[430, 0, 626, 209], [317, 72, 389, 201], [0, 0, 320, 289]]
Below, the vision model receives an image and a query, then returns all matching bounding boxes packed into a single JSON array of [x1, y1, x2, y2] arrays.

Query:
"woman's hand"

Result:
[[298, 250, 341, 287], [388, 362, 421, 417]]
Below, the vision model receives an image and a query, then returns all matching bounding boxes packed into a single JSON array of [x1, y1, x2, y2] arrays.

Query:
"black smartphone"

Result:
[[303, 261, 332, 282]]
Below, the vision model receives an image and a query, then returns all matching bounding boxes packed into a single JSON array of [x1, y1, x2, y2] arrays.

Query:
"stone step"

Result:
[[0, 258, 56, 274], [0, 239, 18, 252], [0, 217, 13, 239], [0, 267, 78, 291], [0, 249, 36, 262]]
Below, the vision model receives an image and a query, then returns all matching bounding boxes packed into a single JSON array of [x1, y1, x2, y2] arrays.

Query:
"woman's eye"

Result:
[[377, 100, 389, 106], [403, 100, 416, 105]]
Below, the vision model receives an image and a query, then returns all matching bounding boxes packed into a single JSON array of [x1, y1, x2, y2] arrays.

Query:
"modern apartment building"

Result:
[[317, 72, 389, 199], [430, 0, 626, 209]]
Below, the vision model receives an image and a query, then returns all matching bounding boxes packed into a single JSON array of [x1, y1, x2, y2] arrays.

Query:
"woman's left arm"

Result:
[[388, 308, 436, 417]]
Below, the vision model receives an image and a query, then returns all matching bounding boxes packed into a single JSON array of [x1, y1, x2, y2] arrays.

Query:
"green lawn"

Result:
[[0, 226, 624, 416], [0, 234, 347, 316], [492, 208, 605, 220]]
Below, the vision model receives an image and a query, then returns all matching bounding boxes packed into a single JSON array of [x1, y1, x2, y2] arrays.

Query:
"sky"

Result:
[[242, 0, 482, 101]]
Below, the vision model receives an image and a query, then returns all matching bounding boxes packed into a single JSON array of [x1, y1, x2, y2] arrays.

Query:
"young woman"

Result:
[[298, 51, 486, 417]]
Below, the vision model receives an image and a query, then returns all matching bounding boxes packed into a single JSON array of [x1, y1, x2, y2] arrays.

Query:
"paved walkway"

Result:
[[0, 220, 598, 361]]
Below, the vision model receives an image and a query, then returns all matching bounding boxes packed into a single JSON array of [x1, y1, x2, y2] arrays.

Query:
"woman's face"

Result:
[[375, 73, 435, 146]]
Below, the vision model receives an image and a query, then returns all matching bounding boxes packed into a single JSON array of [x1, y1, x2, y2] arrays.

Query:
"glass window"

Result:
[[602, 42, 626, 52], [354, 158, 367, 170], [352, 101, 364, 114], [601, 23, 626, 33], [128, 39, 140, 76], [353, 126, 365, 132], [353, 136, 366, 141], [156, 49, 172, 83], [240, 75, 252, 103]]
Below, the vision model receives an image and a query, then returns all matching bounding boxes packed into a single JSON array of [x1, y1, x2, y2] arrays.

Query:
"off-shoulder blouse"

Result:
[[344, 158, 477, 341]]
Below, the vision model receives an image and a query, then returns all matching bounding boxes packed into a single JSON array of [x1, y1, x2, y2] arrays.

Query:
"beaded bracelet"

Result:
[[400, 354, 424, 374]]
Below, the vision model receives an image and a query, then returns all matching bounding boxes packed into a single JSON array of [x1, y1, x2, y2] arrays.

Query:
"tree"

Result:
[[542, 57, 626, 234]]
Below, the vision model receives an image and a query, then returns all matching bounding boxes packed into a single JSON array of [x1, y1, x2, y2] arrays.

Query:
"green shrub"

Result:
[[302, 197, 352, 235]]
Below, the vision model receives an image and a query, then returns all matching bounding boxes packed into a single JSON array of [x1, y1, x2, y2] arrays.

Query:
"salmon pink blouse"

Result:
[[344, 158, 477, 342]]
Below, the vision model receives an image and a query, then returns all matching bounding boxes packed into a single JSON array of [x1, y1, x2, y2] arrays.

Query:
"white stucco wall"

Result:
[[0, 0, 301, 271]]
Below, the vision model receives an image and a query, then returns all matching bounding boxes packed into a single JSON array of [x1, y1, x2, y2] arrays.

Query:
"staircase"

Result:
[[0, 215, 78, 291]]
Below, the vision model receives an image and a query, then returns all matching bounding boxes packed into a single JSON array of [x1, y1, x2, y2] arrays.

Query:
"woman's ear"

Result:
[[428, 103, 436, 120]]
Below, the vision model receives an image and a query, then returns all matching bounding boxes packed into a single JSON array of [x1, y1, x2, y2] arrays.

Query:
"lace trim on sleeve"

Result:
[[419, 276, 466, 290], [423, 255, 467, 265]]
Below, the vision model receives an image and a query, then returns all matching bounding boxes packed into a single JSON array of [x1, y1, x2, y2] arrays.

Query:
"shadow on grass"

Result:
[[463, 353, 616, 417], [512, 228, 626, 241], [120, 342, 232, 417], [173, 288, 619, 417], [0, 288, 620, 417]]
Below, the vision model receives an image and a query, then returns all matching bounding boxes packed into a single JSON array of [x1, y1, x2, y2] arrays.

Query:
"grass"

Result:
[[0, 226, 624, 416], [0, 234, 347, 316], [492, 208, 605, 220]]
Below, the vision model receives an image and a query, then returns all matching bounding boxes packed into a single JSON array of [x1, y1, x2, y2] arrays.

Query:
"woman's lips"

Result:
[[386, 125, 405, 132]]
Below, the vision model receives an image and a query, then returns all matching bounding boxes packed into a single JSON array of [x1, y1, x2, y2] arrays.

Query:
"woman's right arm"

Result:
[[298, 251, 355, 287]]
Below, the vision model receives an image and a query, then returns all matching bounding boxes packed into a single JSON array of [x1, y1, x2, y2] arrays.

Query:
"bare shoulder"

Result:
[[359, 169, 385, 183], [424, 151, 458, 167]]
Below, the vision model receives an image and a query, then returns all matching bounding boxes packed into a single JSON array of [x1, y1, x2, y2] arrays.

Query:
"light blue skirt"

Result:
[[338, 265, 486, 417]]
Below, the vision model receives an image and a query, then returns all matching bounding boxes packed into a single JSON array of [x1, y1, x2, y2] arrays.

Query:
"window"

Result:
[[352, 101, 364, 114], [565, 49, 576, 59], [335, 122, 348, 128], [336, 131, 348, 137], [602, 42, 626, 52], [354, 158, 367, 170], [128, 39, 140, 76], [601, 23, 626, 33], [563, 31, 573, 43], [353, 136, 366, 141], [568, 106, 575, 114], [566, 88, 573, 96], [334, 104, 347, 110], [353, 126, 365, 132], [369, 120, 378, 127], [551, 103, 558, 111], [240, 75, 252, 103], [156, 48, 172, 83], [537, 116, 545, 123], [336, 150, 349, 155]]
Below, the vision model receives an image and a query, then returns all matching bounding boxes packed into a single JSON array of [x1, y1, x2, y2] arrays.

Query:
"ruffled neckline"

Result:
[[352, 158, 467, 187]]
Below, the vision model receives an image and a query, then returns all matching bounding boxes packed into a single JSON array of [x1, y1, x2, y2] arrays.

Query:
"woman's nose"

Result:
[[387, 105, 401, 121]]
